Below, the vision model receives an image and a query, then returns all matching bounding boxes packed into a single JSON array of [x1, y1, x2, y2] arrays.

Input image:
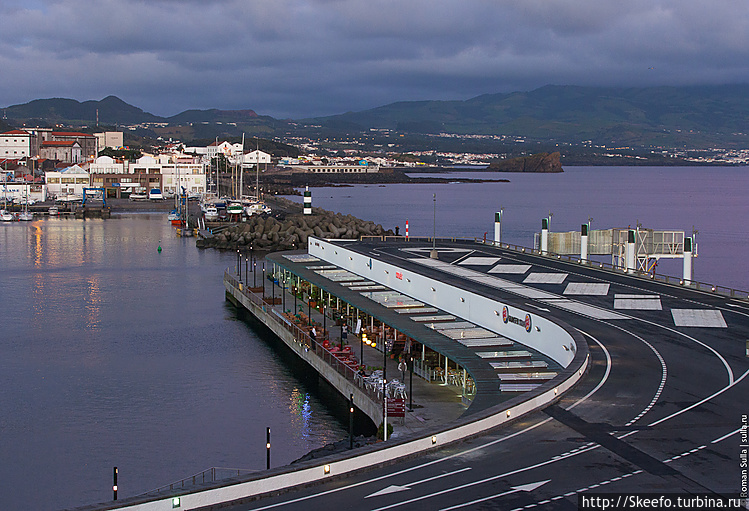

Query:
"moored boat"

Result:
[[204, 206, 219, 222], [48, 205, 59, 216]]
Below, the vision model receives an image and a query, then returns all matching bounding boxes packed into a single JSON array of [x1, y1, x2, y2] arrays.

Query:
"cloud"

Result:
[[0, 0, 747, 118]]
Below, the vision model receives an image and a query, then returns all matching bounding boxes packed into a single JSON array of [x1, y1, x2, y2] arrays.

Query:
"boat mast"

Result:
[[256, 140, 260, 201], [240, 133, 245, 199]]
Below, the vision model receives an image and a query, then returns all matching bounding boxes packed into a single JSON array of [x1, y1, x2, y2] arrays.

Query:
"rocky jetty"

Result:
[[196, 200, 393, 251], [488, 152, 563, 173]]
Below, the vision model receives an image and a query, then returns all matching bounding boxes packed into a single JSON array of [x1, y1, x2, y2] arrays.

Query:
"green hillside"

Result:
[[311, 84, 749, 148]]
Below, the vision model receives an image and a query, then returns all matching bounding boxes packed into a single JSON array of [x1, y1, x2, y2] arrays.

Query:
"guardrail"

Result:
[[135, 467, 257, 498], [359, 235, 749, 301], [224, 271, 382, 405]]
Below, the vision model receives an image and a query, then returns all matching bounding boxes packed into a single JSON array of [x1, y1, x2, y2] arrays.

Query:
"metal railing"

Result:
[[357, 235, 749, 301], [225, 271, 382, 404], [135, 466, 257, 497], [475, 239, 749, 301]]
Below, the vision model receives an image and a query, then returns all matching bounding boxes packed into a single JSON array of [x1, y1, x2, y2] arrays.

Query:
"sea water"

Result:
[[289, 166, 749, 291]]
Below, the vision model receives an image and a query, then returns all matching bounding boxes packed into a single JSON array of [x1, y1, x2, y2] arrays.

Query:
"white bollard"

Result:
[[683, 236, 692, 284], [303, 186, 312, 215], [580, 224, 588, 261], [541, 218, 549, 255], [626, 229, 636, 273], [494, 211, 501, 245]]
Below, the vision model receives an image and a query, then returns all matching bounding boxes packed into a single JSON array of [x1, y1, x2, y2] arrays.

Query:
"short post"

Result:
[[113, 466, 118, 501], [626, 229, 636, 273], [541, 217, 549, 255], [349, 393, 354, 449], [266, 427, 271, 470], [494, 210, 502, 245], [580, 223, 589, 262], [683, 236, 693, 284]]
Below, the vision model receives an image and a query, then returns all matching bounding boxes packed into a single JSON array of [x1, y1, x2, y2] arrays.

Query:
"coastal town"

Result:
[[0, 128, 392, 210]]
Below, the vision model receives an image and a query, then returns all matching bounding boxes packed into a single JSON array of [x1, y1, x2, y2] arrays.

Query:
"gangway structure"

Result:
[[532, 219, 696, 283]]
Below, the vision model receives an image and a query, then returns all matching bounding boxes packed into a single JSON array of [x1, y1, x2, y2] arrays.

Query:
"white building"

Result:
[[88, 155, 127, 174], [160, 163, 207, 195], [0, 130, 32, 158], [44, 166, 90, 198], [242, 150, 272, 165], [183, 141, 244, 159], [94, 131, 124, 151]]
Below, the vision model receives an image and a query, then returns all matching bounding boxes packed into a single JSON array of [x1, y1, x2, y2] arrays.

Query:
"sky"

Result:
[[1, 0, 748, 119]]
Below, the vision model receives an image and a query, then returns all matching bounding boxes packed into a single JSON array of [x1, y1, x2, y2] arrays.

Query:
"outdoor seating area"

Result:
[[360, 370, 408, 400]]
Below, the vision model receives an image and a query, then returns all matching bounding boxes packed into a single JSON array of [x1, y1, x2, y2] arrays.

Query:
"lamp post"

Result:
[[245, 256, 248, 284], [322, 305, 326, 340], [361, 330, 367, 367], [253, 261, 257, 288], [430, 193, 438, 259], [409, 354, 414, 411], [349, 393, 354, 449], [383, 331, 388, 441], [261, 262, 265, 299], [236, 249, 241, 280], [282, 275, 286, 311]]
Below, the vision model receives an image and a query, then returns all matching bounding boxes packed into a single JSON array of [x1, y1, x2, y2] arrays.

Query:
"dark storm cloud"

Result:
[[1, 0, 747, 118]]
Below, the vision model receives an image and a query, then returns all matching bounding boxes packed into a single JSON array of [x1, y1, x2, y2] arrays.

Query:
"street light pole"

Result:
[[430, 193, 438, 259], [383, 332, 388, 441]]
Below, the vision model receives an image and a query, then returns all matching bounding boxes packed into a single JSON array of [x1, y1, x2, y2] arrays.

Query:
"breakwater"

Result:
[[196, 198, 394, 251]]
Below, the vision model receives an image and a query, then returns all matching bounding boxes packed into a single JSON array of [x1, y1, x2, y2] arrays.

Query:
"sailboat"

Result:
[[18, 185, 33, 221], [0, 174, 13, 221]]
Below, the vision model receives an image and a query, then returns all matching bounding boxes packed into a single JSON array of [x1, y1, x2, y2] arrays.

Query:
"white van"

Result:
[[148, 188, 164, 201]]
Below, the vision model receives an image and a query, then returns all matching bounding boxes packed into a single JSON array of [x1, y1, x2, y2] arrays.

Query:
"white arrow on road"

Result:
[[439, 480, 551, 511], [366, 467, 472, 499]]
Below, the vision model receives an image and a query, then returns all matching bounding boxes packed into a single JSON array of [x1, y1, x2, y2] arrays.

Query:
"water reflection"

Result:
[[0, 215, 348, 511]]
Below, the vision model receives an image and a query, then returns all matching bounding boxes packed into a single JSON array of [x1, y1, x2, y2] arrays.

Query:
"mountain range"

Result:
[[3, 84, 748, 148]]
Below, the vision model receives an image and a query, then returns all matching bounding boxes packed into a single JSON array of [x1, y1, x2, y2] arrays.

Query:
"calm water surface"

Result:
[[0, 214, 347, 511], [290, 166, 749, 290]]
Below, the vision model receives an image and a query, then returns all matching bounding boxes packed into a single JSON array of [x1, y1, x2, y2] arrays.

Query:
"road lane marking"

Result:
[[648, 368, 749, 427], [438, 480, 551, 511], [365, 467, 472, 498]]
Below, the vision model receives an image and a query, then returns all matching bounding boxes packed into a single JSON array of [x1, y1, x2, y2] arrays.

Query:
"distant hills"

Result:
[[3, 84, 749, 148], [311, 84, 749, 147]]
